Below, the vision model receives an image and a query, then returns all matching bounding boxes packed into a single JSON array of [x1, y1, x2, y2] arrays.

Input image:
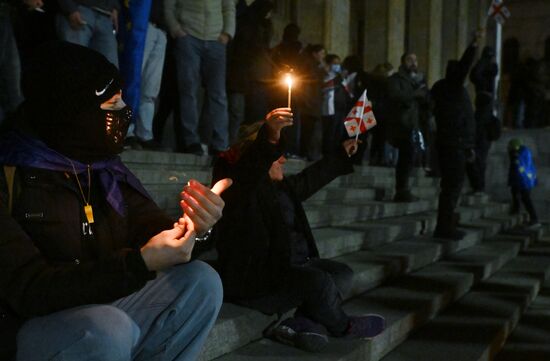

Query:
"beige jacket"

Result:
[[164, 0, 236, 41]]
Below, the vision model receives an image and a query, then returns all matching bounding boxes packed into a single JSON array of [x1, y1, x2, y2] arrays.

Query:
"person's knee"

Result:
[[17, 305, 139, 361], [78, 306, 139, 360], [172, 261, 224, 312]]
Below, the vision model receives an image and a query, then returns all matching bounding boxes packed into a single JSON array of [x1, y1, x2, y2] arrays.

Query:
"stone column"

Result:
[[323, 0, 351, 58], [293, 0, 325, 45], [456, 0, 470, 56], [363, 0, 406, 70], [407, 0, 443, 85], [387, 0, 406, 70]]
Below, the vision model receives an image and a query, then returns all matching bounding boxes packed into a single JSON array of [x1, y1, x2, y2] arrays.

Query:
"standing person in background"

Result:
[[321, 53, 343, 156], [431, 31, 482, 240], [387, 52, 429, 201], [297, 44, 326, 161], [271, 23, 302, 71], [12, 0, 58, 67], [124, 0, 167, 151], [467, 46, 498, 193], [164, 0, 236, 155], [271, 23, 303, 157], [226, 0, 274, 144], [368, 62, 393, 167], [56, 0, 120, 67]]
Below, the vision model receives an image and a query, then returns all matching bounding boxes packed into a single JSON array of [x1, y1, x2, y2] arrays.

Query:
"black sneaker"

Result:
[[181, 143, 204, 156], [269, 316, 329, 352], [433, 229, 466, 240], [139, 139, 164, 151], [124, 136, 142, 150], [525, 220, 542, 230], [345, 314, 385, 339], [393, 191, 419, 203]]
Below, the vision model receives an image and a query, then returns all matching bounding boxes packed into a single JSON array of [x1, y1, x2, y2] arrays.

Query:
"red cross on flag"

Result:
[[344, 90, 377, 137], [488, 0, 510, 25]]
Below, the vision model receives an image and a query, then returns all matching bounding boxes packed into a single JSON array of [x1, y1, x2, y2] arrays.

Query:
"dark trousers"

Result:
[[467, 99, 493, 191], [237, 258, 353, 335], [394, 138, 415, 193], [300, 114, 321, 160], [152, 36, 179, 144], [369, 124, 386, 166], [466, 133, 491, 192], [511, 187, 538, 222], [321, 115, 338, 156], [436, 146, 467, 233]]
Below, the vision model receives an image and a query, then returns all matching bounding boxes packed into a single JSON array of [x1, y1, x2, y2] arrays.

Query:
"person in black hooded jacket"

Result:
[[466, 46, 498, 193], [212, 108, 385, 352], [430, 31, 483, 240], [0, 41, 231, 361]]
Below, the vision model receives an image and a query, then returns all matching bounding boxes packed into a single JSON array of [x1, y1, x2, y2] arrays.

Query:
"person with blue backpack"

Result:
[[508, 138, 540, 228]]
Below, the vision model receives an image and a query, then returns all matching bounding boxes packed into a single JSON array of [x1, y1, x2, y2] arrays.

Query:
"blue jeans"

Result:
[[127, 23, 167, 141], [0, 5, 23, 124], [16, 261, 223, 361], [56, 5, 118, 67], [174, 35, 228, 150]]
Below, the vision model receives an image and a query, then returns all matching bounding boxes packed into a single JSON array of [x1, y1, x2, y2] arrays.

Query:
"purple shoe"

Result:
[[269, 316, 329, 352], [345, 314, 386, 339]]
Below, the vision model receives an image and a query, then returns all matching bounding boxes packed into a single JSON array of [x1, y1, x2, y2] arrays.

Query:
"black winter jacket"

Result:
[[431, 44, 477, 149], [0, 164, 172, 358], [387, 69, 426, 142], [212, 127, 354, 302]]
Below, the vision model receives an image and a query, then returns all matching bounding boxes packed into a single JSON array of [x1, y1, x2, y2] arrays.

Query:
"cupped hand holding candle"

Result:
[[265, 107, 293, 144]]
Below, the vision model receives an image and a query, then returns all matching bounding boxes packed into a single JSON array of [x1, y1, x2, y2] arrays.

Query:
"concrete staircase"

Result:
[[120, 149, 550, 361]]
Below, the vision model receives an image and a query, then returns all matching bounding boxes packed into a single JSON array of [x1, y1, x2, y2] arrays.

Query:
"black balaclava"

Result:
[[20, 41, 131, 164]]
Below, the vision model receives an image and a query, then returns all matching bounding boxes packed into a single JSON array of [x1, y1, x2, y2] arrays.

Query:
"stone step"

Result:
[[380, 251, 550, 361], [200, 231, 479, 361], [211, 238, 523, 361], [126, 166, 436, 189], [495, 279, 550, 361], [200, 213, 520, 360]]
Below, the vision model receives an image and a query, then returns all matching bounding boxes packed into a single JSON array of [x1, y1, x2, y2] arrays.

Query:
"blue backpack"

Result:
[[509, 146, 537, 190]]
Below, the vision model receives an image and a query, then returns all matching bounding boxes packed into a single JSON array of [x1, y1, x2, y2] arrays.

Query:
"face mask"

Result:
[[105, 106, 132, 152], [331, 64, 342, 74]]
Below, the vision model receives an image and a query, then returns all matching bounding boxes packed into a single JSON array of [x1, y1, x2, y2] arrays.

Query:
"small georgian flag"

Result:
[[344, 90, 377, 137]]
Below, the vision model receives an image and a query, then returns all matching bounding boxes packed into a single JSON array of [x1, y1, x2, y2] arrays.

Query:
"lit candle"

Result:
[[285, 73, 293, 109]]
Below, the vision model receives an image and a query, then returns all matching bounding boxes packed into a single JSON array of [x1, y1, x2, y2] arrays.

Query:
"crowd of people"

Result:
[[0, 0, 544, 360]]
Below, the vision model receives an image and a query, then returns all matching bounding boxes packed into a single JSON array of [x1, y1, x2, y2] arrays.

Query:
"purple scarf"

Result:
[[0, 131, 151, 216]]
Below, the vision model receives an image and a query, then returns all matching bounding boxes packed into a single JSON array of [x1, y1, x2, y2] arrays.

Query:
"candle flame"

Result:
[[285, 73, 293, 87]]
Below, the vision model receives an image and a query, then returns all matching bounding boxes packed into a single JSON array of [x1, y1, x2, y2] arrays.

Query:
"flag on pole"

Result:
[[344, 90, 377, 137], [488, 0, 511, 24]]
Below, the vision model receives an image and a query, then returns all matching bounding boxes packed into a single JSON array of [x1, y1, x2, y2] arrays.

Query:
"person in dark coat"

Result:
[[431, 33, 482, 240], [212, 108, 385, 352], [387, 52, 429, 202], [466, 46, 498, 193], [0, 42, 231, 361], [297, 44, 326, 160], [226, 0, 274, 143]]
